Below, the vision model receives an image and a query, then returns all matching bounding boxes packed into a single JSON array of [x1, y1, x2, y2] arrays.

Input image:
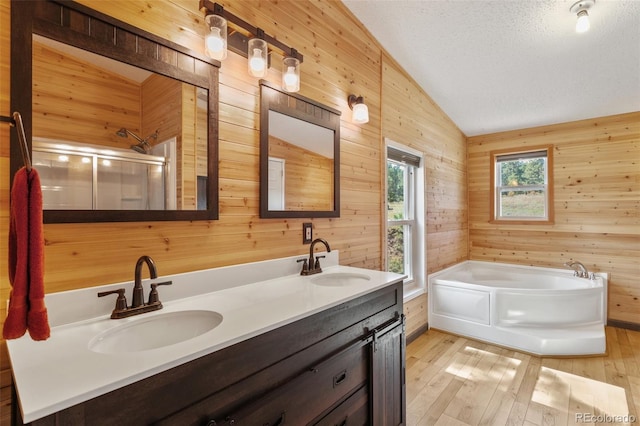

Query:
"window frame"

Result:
[[490, 145, 554, 224], [385, 140, 425, 301]]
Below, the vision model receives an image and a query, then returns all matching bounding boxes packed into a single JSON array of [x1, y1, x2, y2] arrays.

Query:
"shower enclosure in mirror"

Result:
[[33, 138, 178, 210], [260, 81, 341, 218], [10, 0, 220, 222]]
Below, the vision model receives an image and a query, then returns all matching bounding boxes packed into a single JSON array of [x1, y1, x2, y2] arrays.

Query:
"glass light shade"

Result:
[[282, 57, 300, 92], [576, 10, 590, 33], [248, 38, 268, 77], [352, 102, 369, 124], [205, 15, 227, 60]]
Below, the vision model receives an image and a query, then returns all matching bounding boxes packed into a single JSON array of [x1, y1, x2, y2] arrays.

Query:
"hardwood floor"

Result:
[[406, 327, 640, 426]]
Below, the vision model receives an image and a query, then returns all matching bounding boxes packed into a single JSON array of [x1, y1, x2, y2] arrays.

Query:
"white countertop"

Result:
[[7, 252, 404, 423]]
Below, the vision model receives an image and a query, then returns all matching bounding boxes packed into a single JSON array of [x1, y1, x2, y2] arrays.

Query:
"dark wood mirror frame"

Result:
[[10, 0, 220, 223], [259, 81, 341, 218]]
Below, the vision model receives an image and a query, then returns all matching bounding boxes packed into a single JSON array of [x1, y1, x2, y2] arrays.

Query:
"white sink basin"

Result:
[[88, 310, 223, 354], [311, 272, 371, 287]]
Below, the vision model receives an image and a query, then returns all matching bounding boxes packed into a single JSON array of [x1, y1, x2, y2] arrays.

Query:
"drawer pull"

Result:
[[333, 369, 347, 387], [335, 417, 348, 426], [268, 411, 286, 426]]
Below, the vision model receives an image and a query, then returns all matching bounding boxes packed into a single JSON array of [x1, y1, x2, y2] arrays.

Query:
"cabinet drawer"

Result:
[[313, 385, 369, 426], [218, 344, 368, 425]]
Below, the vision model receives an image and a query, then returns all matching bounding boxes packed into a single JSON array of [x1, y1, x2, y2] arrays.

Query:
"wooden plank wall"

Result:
[[141, 74, 181, 145], [32, 40, 141, 147], [180, 83, 198, 209], [1, 1, 12, 421], [269, 137, 334, 210], [468, 112, 640, 325], [380, 53, 469, 338], [0, 1, 468, 423]]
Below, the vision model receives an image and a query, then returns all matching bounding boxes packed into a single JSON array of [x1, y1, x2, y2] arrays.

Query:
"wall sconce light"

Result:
[[200, 0, 304, 92], [348, 95, 369, 124], [570, 0, 595, 33]]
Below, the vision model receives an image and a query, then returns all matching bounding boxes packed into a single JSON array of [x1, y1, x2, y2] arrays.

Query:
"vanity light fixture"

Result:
[[200, 0, 304, 92], [570, 0, 595, 33], [348, 95, 369, 124], [204, 13, 227, 60], [282, 51, 301, 93], [248, 35, 268, 78]]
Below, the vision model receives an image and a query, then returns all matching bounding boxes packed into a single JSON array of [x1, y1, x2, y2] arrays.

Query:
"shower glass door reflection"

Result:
[[33, 139, 167, 210], [35, 151, 94, 209], [97, 159, 165, 210]]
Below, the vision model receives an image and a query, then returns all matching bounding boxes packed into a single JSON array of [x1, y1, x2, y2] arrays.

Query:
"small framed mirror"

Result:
[[260, 81, 341, 218], [11, 0, 220, 223]]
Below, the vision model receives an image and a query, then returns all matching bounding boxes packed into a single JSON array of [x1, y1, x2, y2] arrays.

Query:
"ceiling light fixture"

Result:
[[570, 0, 595, 33], [348, 95, 369, 124], [200, 1, 304, 92]]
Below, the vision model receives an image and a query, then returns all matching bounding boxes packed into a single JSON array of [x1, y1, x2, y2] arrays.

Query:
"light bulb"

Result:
[[249, 49, 266, 73], [352, 102, 369, 124], [284, 67, 298, 87], [576, 10, 590, 33], [206, 29, 223, 51]]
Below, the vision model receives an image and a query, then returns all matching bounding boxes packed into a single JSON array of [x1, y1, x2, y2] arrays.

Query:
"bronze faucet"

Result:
[[299, 238, 331, 275], [98, 255, 172, 319], [133, 255, 157, 308]]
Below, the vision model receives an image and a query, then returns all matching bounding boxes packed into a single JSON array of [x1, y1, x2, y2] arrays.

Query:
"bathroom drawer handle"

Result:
[[333, 369, 347, 387], [335, 417, 348, 426], [271, 411, 286, 425]]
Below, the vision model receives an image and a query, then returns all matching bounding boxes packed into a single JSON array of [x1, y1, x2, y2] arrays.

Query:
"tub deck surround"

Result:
[[428, 260, 608, 356], [7, 252, 406, 423]]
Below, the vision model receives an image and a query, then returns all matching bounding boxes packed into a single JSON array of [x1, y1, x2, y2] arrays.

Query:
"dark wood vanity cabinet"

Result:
[[20, 281, 405, 426]]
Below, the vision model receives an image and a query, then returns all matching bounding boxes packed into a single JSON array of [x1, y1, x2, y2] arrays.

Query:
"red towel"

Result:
[[3, 167, 50, 340]]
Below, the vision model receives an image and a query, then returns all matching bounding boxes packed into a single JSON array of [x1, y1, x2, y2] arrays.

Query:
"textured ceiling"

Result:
[[342, 0, 640, 136]]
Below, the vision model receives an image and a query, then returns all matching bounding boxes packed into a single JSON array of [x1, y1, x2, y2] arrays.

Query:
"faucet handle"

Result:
[[297, 258, 309, 275], [98, 289, 128, 313], [314, 255, 326, 270], [148, 281, 172, 304]]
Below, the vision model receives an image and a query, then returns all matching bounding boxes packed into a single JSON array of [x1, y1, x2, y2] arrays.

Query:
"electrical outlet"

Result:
[[303, 223, 312, 244]]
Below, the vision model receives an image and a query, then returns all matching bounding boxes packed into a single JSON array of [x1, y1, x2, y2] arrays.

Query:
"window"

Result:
[[386, 142, 425, 299], [491, 146, 554, 223]]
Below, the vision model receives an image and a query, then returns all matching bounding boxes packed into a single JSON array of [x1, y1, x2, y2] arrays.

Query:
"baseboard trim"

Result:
[[406, 323, 429, 345], [607, 319, 640, 332]]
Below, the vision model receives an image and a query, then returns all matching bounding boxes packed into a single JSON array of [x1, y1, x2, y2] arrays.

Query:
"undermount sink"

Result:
[[88, 310, 223, 354], [311, 272, 371, 287]]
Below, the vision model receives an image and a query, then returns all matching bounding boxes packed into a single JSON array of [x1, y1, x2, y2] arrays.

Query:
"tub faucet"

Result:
[[299, 238, 331, 275], [564, 261, 592, 279]]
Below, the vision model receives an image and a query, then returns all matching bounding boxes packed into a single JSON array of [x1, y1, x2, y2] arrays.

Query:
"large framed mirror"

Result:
[[260, 82, 341, 218], [10, 0, 220, 223]]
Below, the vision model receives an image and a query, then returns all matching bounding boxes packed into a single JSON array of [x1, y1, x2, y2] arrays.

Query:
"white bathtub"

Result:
[[428, 261, 607, 356]]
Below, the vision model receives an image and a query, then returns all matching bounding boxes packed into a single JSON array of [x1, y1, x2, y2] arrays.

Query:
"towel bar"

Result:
[[1, 111, 32, 172]]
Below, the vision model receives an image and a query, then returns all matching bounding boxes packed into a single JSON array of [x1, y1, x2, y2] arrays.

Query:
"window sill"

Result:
[[490, 219, 554, 225], [403, 282, 426, 302]]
